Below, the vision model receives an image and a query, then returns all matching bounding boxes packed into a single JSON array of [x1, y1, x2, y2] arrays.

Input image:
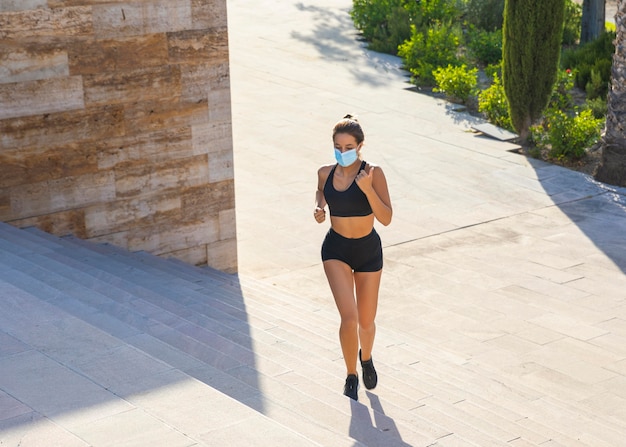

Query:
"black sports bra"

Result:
[[323, 161, 373, 217]]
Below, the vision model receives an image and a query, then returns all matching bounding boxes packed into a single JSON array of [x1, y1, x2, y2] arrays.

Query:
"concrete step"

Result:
[[17, 230, 572, 445], [30, 238, 528, 444], [0, 222, 65, 251], [85, 244, 600, 445], [3, 230, 418, 445], [2, 224, 617, 446], [0, 272, 323, 447], [20, 233, 449, 445], [0, 226, 357, 447]]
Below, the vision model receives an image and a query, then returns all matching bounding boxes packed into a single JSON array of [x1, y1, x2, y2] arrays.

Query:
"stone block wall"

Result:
[[0, 0, 237, 273]]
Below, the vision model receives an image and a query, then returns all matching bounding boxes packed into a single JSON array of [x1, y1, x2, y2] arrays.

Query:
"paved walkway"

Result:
[[2, 1, 626, 446], [229, 0, 626, 443]]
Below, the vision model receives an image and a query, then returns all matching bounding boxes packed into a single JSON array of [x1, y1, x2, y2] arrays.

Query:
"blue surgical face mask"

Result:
[[334, 147, 359, 167]]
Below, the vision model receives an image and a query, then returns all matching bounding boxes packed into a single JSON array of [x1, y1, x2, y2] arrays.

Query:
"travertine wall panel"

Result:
[[0, 143, 99, 188], [190, 0, 227, 29], [193, 121, 233, 154], [123, 100, 208, 131], [1, 49, 69, 84], [0, 105, 125, 151], [9, 172, 116, 217], [92, 2, 192, 38], [208, 88, 232, 121], [207, 238, 236, 273], [1, 1, 48, 11], [96, 127, 196, 170], [67, 34, 169, 75], [1, 0, 237, 272], [0, 7, 93, 39], [0, 191, 10, 220], [136, 217, 219, 255], [84, 192, 182, 237], [83, 66, 182, 106], [113, 155, 209, 197], [180, 62, 229, 102], [86, 217, 221, 260], [208, 149, 234, 183], [217, 202, 236, 236], [167, 29, 228, 63], [169, 245, 210, 266], [180, 181, 235, 220], [12, 209, 88, 238], [0, 77, 85, 119]]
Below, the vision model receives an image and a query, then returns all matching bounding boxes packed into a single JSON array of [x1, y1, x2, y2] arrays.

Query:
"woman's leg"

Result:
[[354, 269, 382, 362], [323, 259, 359, 375]]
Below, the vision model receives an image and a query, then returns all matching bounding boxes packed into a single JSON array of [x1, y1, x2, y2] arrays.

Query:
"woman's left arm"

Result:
[[356, 165, 393, 226]]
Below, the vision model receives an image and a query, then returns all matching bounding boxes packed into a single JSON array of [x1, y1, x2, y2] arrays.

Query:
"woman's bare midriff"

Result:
[[330, 214, 375, 239]]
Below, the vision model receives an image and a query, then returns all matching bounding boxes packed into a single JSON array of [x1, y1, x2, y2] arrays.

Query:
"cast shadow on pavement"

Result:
[[291, 3, 409, 88], [532, 159, 626, 273], [0, 233, 266, 437], [348, 391, 413, 447]]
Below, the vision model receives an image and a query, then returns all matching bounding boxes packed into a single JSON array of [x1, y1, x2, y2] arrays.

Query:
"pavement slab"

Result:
[[1, 0, 626, 446], [229, 0, 626, 445]]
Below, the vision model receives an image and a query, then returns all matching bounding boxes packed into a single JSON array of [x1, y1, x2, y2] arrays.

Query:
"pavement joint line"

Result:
[[386, 188, 616, 250], [385, 211, 541, 248]]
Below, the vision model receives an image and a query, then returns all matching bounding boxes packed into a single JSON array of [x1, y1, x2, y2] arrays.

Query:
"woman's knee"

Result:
[[358, 317, 376, 332], [340, 314, 359, 331]]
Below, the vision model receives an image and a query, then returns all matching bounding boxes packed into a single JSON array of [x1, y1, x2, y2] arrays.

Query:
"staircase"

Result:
[[1, 222, 621, 446]]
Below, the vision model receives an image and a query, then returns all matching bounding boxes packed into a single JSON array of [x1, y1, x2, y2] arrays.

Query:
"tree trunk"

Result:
[[581, 0, 606, 43], [595, 0, 626, 186]]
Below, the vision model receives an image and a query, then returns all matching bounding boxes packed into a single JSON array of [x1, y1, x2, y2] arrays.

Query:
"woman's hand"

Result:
[[356, 165, 393, 226], [314, 206, 326, 223], [355, 166, 375, 194]]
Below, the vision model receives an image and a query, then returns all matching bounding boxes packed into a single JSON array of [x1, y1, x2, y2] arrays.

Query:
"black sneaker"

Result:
[[343, 374, 359, 401], [360, 349, 378, 390]]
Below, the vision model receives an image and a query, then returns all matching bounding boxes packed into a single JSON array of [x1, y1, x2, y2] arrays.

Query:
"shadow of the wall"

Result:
[[0, 228, 263, 437], [529, 156, 626, 273]]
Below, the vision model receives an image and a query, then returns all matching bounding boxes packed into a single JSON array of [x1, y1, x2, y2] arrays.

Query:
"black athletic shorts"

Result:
[[321, 228, 383, 272]]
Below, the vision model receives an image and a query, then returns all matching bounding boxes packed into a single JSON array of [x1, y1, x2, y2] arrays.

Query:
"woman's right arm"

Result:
[[314, 167, 328, 223]]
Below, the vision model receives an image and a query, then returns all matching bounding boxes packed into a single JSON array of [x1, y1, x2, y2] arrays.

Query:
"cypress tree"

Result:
[[502, 0, 566, 141]]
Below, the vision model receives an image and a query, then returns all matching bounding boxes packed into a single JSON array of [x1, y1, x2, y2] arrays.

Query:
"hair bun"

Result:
[[333, 114, 365, 144]]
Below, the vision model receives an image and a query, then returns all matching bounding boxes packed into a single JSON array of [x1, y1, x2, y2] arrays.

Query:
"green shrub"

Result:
[[544, 109, 604, 160], [584, 96, 607, 119], [529, 123, 550, 149], [433, 64, 478, 103], [398, 22, 463, 85], [574, 57, 612, 99], [466, 28, 502, 65], [585, 60, 612, 99], [562, 0, 582, 45], [463, 0, 505, 31], [561, 31, 615, 68], [350, 0, 402, 41], [477, 73, 513, 130], [561, 31, 614, 95], [585, 67, 603, 98], [548, 69, 575, 111], [405, 0, 462, 27], [484, 62, 502, 80], [350, 0, 411, 54], [351, 0, 462, 55]]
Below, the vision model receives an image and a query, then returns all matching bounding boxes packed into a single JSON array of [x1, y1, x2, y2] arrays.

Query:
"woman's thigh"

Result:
[[354, 270, 382, 325], [323, 260, 357, 320]]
